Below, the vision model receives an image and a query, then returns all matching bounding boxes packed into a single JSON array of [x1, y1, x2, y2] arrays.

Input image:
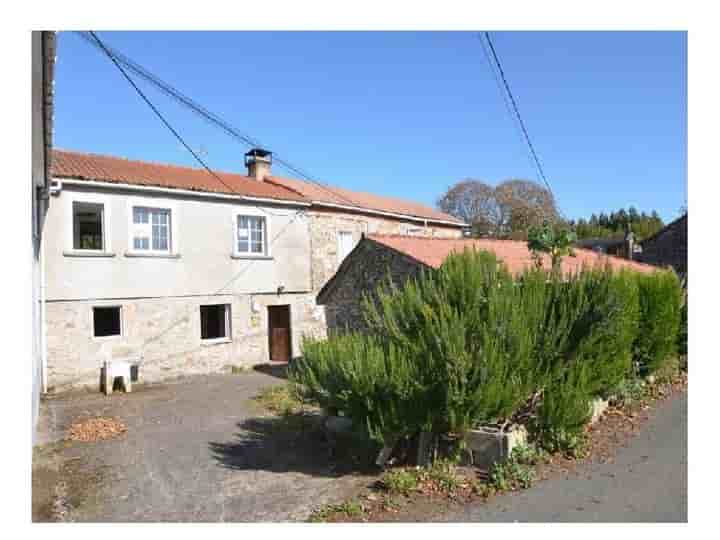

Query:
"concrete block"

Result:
[[590, 397, 609, 424], [465, 424, 527, 470]]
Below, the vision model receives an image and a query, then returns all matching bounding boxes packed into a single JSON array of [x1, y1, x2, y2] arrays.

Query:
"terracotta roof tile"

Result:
[[51, 149, 308, 203], [267, 176, 465, 225], [368, 234, 658, 275]]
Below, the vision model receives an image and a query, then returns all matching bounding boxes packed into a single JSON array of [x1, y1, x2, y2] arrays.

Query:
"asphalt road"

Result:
[[440, 392, 688, 522]]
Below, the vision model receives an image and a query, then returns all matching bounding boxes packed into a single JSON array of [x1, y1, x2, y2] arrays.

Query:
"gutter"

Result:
[[56, 178, 312, 208]]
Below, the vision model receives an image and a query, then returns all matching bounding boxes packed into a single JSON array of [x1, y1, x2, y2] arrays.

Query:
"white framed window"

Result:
[[200, 304, 231, 341], [235, 215, 267, 256], [64, 192, 112, 255], [132, 206, 171, 253], [337, 231, 355, 262], [126, 197, 179, 256], [73, 201, 105, 250]]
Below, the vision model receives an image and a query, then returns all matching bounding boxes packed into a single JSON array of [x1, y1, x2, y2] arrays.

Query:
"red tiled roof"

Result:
[[266, 176, 466, 226], [51, 150, 308, 203], [51, 150, 466, 225], [368, 235, 658, 275]]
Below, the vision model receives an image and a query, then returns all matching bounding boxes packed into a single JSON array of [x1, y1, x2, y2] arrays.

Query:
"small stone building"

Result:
[[638, 214, 688, 280], [317, 234, 658, 333]]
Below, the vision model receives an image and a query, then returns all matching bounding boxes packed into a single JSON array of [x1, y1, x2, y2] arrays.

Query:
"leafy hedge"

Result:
[[633, 270, 682, 375], [291, 250, 682, 458]]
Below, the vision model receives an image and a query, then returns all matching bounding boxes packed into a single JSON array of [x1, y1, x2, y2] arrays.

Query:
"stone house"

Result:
[[44, 148, 464, 391], [638, 213, 687, 280], [317, 234, 658, 333]]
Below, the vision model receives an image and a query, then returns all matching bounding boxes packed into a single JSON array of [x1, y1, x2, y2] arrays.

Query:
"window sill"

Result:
[[63, 250, 116, 258], [231, 254, 273, 260], [201, 337, 232, 346], [124, 252, 181, 259]]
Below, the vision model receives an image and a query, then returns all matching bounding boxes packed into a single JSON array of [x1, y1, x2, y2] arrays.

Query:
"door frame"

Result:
[[267, 304, 292, 362]]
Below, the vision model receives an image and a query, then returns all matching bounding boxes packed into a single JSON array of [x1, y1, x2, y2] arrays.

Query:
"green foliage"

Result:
[[253, 383, 309, 416], [569, 207, 664, 241], [534, 364, 592, 456], [533, 268, 640, 398], [293, 248, 678, 466], [308, 499, 365, 522], [488, 445, 541, 491], [422, 459, 462, 493], [634, 270, 683, 375], [527, 222, 577, 271], [678, 297, 687, 357], [381, 468, 420, 496], [610, 377, 647, 409]]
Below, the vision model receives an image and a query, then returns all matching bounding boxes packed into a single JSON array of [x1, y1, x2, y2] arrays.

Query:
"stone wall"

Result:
[[319, 238, 426, 333], [46, 292, 325, 392], [639, 214, 687, 278], [308, 208, 462, 292]]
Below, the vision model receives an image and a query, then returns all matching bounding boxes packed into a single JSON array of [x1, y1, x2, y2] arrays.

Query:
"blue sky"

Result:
[[53, 31, 687, 223]]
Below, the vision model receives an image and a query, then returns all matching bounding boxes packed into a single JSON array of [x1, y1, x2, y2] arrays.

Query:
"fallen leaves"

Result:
[[68, 417, 127, 442]]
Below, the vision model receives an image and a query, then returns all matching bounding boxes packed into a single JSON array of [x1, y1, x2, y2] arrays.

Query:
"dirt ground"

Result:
[[32, 368, 376, 522]]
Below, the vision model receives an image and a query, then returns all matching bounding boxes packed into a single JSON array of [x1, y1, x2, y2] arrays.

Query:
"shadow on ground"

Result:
[[209, 413, 379, 478], [252, 363, 289, 380]]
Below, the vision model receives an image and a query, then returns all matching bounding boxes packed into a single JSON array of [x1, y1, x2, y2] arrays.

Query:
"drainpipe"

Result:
[[40, 200, 48, 393]]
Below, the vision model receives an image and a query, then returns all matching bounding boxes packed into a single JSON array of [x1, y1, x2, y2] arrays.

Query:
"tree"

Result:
[[527, 222, 577, 272], [437, 178, 559, 238], [436, 179, 502, 236]]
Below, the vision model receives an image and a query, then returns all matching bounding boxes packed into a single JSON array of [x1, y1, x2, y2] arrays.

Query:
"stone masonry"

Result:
[[308, 208, 462, 292], [318, 238, 427, 333], [46, 292, 325, 392]]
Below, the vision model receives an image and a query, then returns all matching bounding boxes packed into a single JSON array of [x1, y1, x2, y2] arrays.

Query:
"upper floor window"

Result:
[[132, 206, 171, 253], [73, 202, 105, 251], [236, 215, 266, 255]]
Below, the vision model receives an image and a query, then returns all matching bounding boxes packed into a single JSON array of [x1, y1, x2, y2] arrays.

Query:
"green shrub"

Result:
[[489, 446, 538, 491], [534, 363, 592, 455], [678, 297, 687, 358], [381, 468, 419, 496], [634, 270, 683, 375]]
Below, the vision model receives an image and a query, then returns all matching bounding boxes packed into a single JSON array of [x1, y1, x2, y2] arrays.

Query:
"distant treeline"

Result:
[[567, 207, 664, 240]]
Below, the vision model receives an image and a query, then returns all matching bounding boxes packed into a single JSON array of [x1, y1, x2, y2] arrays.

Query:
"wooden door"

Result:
[[268, 305, 291, 362]]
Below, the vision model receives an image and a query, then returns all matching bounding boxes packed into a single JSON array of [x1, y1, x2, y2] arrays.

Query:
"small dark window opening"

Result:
[[73, 202, 104, 250], [201, 304, 229, 340], [93, 307, 121, 337]]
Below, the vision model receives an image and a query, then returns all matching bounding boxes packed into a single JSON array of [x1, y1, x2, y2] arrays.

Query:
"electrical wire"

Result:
[[77, 31, 359, 209], [480, 32, 565, 221]]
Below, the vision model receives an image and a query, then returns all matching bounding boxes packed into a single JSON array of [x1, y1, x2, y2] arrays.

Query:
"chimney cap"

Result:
[[244, 148, 272, 166]]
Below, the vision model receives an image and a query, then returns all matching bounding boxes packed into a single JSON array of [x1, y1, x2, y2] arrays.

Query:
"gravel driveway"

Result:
[[33, 369, 375, 522]]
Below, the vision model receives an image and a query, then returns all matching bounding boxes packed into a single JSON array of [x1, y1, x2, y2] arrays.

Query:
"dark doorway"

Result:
[[268, 305, 291, 362]]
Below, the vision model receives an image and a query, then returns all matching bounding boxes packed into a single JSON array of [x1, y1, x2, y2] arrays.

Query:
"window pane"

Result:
[[73, 202, 104, 250], [133, 207, 148, 224], [251, 242, 263, 253], [251, 230, 262, 243], [237, 239, 249, 253], [238, 216, 248, 229]]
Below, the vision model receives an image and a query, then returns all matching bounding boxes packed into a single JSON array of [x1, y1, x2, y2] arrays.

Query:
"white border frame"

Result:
[[64, 191, 113, 256], [199, 302, 232, 345], [232, 206, 272, 258], [90, 304, 124, 341], [125, 196, 180, 257]]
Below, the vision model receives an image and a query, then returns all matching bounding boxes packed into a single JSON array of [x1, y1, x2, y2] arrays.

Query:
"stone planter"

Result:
[[464, 424, 527, 470], [590, 397, 609, 425]]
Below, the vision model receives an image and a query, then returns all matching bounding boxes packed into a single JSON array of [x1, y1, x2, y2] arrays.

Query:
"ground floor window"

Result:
[[93, 306, 121, 337], [200, 304, 231, 340]]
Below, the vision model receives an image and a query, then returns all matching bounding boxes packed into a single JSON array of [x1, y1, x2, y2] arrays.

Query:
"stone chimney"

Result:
[[244, 148, 272, 181]]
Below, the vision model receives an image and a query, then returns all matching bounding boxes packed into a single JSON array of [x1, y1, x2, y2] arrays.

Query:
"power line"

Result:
[[88, 31, 295, 218], [77, 31, 359, 209], [480, 32, 562, 219]]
